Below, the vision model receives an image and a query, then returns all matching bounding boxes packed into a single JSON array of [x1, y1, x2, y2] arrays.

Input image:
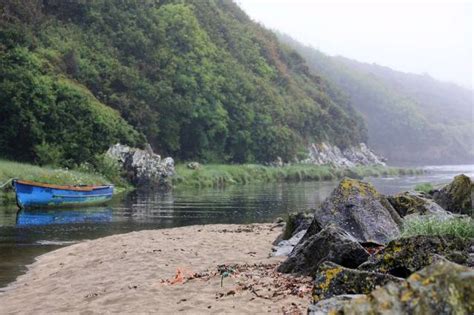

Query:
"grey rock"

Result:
[[186, 162, 201, 170], [308, 178, 402, 244], [282, 212, 313, 240], [273, 229, 306, 257], [308, 295, 364, 315], [278, 224, 369, 275], [432, 174, 473, 215], [312, 262, 402, 302], [107, 144, 175, 189], [343, 260, 474, 315], [387, 191, 452, 218], [358, 235, 472, 277]]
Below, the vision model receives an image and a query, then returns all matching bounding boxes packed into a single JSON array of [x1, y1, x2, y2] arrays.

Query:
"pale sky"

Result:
[[237, 0, 473, 88]]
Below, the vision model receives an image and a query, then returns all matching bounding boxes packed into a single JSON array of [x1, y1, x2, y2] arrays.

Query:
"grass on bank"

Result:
[[401, 215, 474, 239], [414, 182, 435, 194], [172, 164, 422, 188]]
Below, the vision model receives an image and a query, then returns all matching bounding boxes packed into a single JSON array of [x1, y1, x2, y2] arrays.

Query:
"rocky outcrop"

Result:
[[359, 235, 472, 277], [312, 262, 402, 302], [107, 144, 175, 189], [388, 191, 451, 218], [307, 178, 402, 244], [342, 260, 474, 315], [432, 174, 473, 215], [278, 225, 369, 275], [305, 142, 386, 167]]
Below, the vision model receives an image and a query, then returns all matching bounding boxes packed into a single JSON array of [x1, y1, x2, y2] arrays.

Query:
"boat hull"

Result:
[[13, 180, 114, 209]]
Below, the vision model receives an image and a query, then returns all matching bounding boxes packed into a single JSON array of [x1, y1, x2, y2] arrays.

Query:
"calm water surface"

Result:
[[1, 164, 473, 288]]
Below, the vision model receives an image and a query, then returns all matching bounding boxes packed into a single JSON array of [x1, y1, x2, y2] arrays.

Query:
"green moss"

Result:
[[414, 183, 434, 194]]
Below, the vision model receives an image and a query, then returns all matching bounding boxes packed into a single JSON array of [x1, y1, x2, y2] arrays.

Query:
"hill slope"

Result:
[[0, 0, 367, 166], [279, 34, 474, 165]]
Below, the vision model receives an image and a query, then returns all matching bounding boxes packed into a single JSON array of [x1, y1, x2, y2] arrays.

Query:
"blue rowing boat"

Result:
[[12, 179, 114, 209]]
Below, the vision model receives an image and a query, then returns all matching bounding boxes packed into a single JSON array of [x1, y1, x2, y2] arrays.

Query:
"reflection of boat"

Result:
[[16, 208, 113, 226], [12, 179, 113, 209]]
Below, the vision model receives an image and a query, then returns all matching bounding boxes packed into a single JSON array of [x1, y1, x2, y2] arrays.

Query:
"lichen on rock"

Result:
[[359, 235, 472, 277], [388, 191, 451, 218], [278, 224, 370, 276], [343, 260, 474, 315], [312, 262, 402, 302], [432, 174, 473, 215], [308, 178, 402, 244]]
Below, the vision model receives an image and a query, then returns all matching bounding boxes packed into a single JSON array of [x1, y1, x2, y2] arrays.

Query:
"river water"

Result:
[[0, 164, 473, 288]]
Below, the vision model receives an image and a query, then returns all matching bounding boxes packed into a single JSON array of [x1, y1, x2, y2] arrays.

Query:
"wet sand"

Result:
[[0, 224, 312, 314]]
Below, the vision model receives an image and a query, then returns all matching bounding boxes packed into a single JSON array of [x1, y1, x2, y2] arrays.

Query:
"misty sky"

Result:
[[237, 0, 473, 88]]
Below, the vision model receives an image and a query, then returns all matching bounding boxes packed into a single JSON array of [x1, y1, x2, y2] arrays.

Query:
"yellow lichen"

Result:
[[408, 273, 422, 282], [314, 267, 343, 301], [400, 290, 414, 302]]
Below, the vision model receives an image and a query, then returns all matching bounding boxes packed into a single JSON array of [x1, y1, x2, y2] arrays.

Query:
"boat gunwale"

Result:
[[14, 179, 113, 192]]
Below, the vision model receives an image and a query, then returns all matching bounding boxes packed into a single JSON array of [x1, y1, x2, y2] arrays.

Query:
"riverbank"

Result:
[[173, 164, 422, 188], [0, 223, 312, 314], [0, 160, 115, 204]]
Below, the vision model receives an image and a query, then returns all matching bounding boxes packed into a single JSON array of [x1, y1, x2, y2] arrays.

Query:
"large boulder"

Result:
[[107, 144, 175, 189], [312, 262, 402, 302], [387, 191, 451, 218], [343, 260, 474, 315], [432, 174, 473, 215], [278, 224, 370, 275], [359, 235, 472, 277], [306, 178, 402, 244]]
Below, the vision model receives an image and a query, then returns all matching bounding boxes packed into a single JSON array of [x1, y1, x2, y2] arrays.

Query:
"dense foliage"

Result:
[[0, 0, 366, 166], [278, 34, 474, 165]]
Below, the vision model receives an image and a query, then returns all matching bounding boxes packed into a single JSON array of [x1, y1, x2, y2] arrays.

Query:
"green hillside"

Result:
[[279, 34, 474, 165], [0, 0, 367, 166]]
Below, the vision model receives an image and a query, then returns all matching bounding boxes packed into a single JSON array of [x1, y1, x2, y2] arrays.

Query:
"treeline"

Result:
[[278, 33, 474, 165], [0, 0, 366, 167]]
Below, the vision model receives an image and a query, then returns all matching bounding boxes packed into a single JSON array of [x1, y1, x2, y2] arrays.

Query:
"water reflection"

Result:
[[16, 208, 113, 227]]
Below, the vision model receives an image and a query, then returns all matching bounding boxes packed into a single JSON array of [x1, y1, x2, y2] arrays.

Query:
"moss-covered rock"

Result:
[[359, 235, 472, 277], [278, 224, 370, 276], [432, 174, 473, 215], [343, 260, 474, 314], [312, 262, 402, 302], [307, 178, 402, 244], [282, 212, 313, 240], [388, 191, 450, 217]]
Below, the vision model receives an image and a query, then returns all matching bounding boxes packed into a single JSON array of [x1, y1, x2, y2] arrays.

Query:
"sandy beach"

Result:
[[0, 224, 312, 314]]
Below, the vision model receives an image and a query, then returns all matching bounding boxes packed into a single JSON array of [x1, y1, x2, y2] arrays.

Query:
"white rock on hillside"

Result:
[[305, 142, 386, 167], [107, 144, 175, 189]]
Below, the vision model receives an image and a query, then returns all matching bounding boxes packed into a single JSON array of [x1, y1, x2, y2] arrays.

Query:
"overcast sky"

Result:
[[237, 0, 473, 88]]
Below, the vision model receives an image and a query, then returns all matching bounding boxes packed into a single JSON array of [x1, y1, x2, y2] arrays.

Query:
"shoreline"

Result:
[[1, 158, 423, 205], [0, 223, 312, 314]]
